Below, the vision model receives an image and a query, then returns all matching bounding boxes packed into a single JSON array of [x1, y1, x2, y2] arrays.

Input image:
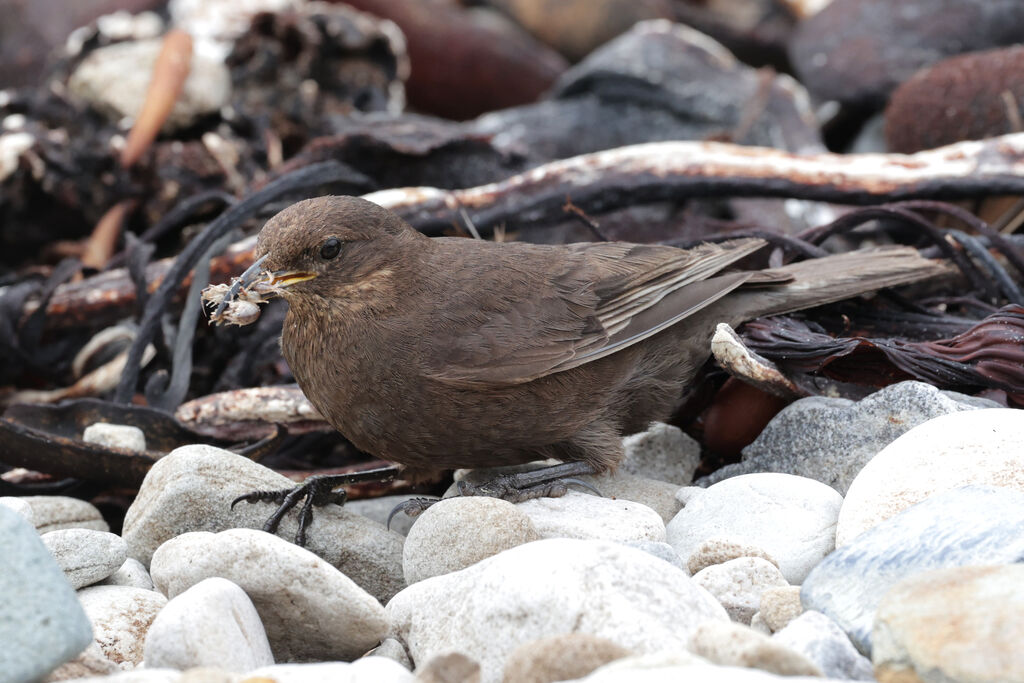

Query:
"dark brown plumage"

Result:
[[253, 195, 946, 482]]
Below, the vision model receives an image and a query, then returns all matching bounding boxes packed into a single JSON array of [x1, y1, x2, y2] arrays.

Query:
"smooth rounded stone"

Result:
[[416, 651, 481, 683], [687, 538, 778, 576], [801, 485, 1024, 655], [625, 541, 685, 571], [700, 382, 998, 495], [372, 637, 412, 670], [22, 495, 109, 533], [55, 669, 185, 682], [0, 495, 35, 524], [692, 558, 789, 625], [386, 538, 728, 682], [99, 558, 155, 590], [668, 474, 841, 584], [516, 492, 665, 543], [620, 422, 700, 486], [143, 577, 273, 672], [689, 621, 823, 677], [150, 528, 388, 662], [456, 465, 682, 523], [580, 659, 846, 682], [42, 529, 128, 589], [346, 494, 419, 536], [76, 585, 167, 670], [873, 565, 1024, 683], [403, 497, 539, 584], [758, 586, 802, 633], [68, 38, 232, 130], [749, 613, 771, 636], [789, 0, 1024, 107], [83, 423, 147, 452], [503, 633, 632, 683], [775, 611, 874, 681], [0, 506, 92, 682], [122, 445, 405, 604], [246, 658, 416, 682], [837, 408, 1024, 546]]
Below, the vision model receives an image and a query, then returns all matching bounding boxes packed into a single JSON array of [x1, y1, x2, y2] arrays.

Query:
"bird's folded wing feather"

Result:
[[425, 238, 769, 388]]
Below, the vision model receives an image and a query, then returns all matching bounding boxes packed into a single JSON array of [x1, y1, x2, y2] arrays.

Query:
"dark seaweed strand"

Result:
[[948, 230, 1024, 305], [799, 205, 996, 299], [124, 232, 156, 318], [894, 200, 1024, 282], [114, 160, 370, 404], [17, 258, 82, 354], [145, 231, 237, 411]]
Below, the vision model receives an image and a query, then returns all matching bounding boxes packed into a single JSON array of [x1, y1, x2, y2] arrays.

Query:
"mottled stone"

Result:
[[503, 633, 632, 683], [802, 485, 1024, 655], [76, 585, 167, 670], [873, 565, 1024, 683], [620, 421, 701, 485], [689, 620, 823, 677], [775, 610, 874, 681], [688, 538, 778, 576], [82, 423, 147, 452], [692, 557, 789, 624], [42, 529, 127, 589], [22, 495, 109, 533], [701, 382, 998, 495], [759, 586, 803, 633]]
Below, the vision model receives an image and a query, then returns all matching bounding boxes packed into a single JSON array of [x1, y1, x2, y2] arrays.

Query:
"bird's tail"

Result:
[[730, 245, 953, 321]]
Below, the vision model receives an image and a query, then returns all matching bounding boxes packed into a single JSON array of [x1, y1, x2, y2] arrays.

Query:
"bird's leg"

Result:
[[231, 465, 400, 546], [456, 461, 603, 501]]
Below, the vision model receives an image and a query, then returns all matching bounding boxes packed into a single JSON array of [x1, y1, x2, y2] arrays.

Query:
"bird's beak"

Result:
[[263, 270, 318, 288]]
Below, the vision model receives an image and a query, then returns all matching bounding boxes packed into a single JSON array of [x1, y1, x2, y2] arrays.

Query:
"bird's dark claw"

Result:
[[386, 497, 440, 530]]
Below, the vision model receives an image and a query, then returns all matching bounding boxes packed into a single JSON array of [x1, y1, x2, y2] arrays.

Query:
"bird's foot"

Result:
[[231, 466, 400, 546], [458, 460, 603, 503], [385, 462, 603, 528]]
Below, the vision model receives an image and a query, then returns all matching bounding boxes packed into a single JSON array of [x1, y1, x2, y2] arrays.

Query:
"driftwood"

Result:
[[26, 133, 1024, 331]]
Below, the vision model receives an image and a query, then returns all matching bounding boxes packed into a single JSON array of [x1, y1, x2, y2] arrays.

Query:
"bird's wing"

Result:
[[424, 238, 773, 388]]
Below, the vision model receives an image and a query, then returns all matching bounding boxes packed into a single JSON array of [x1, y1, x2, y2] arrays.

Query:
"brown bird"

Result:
[[230, 195, 945, 543]]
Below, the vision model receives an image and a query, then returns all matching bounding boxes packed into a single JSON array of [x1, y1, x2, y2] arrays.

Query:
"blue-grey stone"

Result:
[[801, 485, 1024, 656], [0, 506, 92, 682], [699, 382, 1000, 494]]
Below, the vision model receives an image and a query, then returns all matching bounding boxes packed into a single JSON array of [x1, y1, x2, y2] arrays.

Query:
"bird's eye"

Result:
[[320, 238, 342, 260]]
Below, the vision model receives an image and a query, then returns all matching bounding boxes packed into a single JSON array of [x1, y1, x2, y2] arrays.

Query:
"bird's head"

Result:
[[251, 195, 423, 305]]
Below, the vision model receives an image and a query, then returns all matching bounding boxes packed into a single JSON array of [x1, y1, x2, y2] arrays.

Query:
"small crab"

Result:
[[202, 254, 277, 326]]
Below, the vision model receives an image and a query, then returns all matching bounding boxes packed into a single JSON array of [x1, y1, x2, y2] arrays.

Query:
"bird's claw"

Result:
[[230, 476, 348, 546], [386, 497, 440, 530]]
